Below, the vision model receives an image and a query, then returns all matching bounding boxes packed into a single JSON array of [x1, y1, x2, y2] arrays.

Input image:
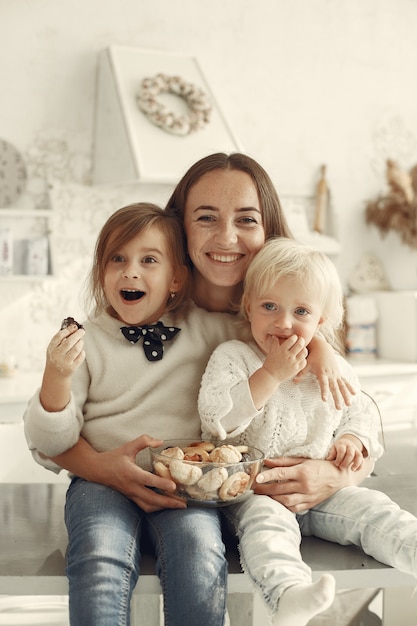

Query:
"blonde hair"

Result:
[[87, 203, 190, 319], [241, 237, 344, 345]]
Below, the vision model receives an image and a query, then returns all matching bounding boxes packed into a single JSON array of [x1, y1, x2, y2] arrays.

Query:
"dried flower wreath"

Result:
[[136, 73, 212, 136], [365, 159, 417, 248]]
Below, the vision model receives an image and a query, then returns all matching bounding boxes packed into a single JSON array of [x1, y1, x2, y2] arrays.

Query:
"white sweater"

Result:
[[199, 340, 384, 461], [24, 305, 238, 472]]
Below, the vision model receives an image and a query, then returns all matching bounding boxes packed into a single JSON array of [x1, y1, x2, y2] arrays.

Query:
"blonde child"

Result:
[[199, 237, 417, 626]]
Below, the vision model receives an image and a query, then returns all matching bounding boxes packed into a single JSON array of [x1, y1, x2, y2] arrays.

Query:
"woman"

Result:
[[164, 152, 370, 512], [48, 153, 372, 621]]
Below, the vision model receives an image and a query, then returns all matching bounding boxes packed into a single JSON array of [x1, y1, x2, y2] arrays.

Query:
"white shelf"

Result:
[[0, 208, 52, 217]]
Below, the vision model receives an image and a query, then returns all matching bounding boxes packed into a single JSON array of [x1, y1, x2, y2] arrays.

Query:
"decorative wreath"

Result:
[[136, 73, 212, 136]]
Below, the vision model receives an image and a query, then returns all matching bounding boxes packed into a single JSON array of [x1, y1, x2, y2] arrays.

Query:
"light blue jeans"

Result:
[[65, 477, 227, 626], [225, 486, 417, 613]]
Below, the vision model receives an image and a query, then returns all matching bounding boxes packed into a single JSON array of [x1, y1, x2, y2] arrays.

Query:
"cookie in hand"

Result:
[[60, 317, 83, 330]]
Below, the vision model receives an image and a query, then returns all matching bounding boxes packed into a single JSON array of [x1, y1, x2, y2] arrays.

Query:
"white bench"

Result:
[[0, 474, 415, 625]]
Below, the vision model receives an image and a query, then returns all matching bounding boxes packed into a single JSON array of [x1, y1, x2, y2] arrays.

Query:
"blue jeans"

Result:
[[65, 477, 227, 626], [225, 486, 417, 614]]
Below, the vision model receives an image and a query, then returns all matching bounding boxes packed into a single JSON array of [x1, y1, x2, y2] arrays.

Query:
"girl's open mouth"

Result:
[[121, 289, 145, 301]]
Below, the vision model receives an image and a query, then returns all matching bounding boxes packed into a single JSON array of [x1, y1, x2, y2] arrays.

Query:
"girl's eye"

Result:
[[263, 302, 276, 311], [143, 256, 157, 264], [111, 254, 124, 263], [295, 307, 309, 316]]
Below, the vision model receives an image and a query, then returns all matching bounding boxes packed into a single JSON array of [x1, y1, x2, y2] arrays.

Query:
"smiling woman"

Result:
[[24, 154, 366, 626], [166, 152, 292, 313]]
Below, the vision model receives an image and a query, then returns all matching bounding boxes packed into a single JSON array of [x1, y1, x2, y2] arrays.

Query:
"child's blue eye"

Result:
[[295, 308, 309, 316], [263, 302, 276, 311]]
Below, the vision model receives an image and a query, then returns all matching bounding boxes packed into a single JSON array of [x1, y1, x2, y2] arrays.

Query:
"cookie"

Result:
[[60, 317, 83, 330]]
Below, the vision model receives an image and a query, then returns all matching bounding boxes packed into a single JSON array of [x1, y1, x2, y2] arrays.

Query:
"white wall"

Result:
[[1, 0, 417, 370]]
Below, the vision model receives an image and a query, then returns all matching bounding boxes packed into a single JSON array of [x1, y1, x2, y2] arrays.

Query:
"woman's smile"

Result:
[[207, 252, 244, 264]]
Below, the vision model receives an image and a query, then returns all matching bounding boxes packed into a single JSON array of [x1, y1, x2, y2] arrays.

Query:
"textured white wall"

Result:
[[1, 0, 417, 369]]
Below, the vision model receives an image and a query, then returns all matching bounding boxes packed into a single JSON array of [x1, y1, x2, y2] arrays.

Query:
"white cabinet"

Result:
[[0, 371, 68, 484], [350, 359, 417, 429], [0, 371, 41, 423], [0, 208, 54, 280]]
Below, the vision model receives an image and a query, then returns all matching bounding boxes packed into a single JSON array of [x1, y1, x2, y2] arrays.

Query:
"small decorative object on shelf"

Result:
[[136, 73, 212, 136], [0, 350, 17, 378], [0, 209, 53, 279], [0, 139, 27, 207], [365, 159, 417, 248], [313, 164, 329, 234], [347, 253, 391, 294], [345, 294, 378, 360], [0, 227, 13, 276]]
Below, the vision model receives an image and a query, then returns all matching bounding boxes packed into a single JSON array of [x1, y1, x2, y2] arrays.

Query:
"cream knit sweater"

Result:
[[199, 339, 384, 461], [24, 305, 238, 472]]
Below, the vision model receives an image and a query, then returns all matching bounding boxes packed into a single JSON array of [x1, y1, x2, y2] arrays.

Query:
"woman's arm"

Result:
[[50, 435, 187, 513], [295, 334, 355, 409], [254, 455, 374, 513]]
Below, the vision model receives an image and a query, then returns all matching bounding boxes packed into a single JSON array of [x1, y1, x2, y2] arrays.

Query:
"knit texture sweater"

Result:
[[199, 339, 384, 461], [24, 305, 238, 472]]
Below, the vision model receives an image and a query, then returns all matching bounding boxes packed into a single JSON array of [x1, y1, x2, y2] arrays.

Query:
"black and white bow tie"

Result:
[[120, 322, 181, 361]]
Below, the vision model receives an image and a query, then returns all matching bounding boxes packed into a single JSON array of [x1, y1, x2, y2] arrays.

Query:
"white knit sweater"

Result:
[[199, 340, 384, 461], [24, 305, 238, 472]]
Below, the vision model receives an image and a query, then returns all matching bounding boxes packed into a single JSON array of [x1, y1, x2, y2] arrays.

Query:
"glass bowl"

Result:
[[150, 439, 264, 507]]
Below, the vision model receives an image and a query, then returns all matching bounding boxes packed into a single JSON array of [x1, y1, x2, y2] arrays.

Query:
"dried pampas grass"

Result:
[[365, 161, 417, 248]]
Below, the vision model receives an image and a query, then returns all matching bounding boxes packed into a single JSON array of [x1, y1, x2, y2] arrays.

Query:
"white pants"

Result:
[[224, 486, 417, 613]]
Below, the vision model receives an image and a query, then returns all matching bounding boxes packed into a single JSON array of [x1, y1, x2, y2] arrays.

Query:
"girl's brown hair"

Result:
[[87, 203, 190, 318], [165, 152, 293, 240]]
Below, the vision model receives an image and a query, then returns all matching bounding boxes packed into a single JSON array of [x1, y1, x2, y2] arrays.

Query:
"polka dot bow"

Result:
[[120, 322, 181, 361]]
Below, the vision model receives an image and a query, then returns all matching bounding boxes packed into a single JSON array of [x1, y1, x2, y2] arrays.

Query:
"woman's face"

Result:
[[184, 169, 265, 288]]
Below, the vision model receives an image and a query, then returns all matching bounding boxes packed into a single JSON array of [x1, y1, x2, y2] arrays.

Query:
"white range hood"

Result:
[[92, 46, 242, 185]]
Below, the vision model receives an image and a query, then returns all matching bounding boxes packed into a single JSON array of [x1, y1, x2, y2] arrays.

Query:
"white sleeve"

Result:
[[23, 362, 89, 465], [24, 390, 82, 458], [333, 358, 384, 459], [198, 341, 262, 440]]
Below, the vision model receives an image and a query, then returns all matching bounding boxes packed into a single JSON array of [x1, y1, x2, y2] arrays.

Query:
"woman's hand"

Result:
[[254, 455, 374, 513], [51, 435, 187, 513], [294, 335, 355, 409]]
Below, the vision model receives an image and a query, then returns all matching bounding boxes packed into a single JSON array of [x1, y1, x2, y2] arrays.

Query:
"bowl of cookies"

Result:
[[150, 439, 264, 506]]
